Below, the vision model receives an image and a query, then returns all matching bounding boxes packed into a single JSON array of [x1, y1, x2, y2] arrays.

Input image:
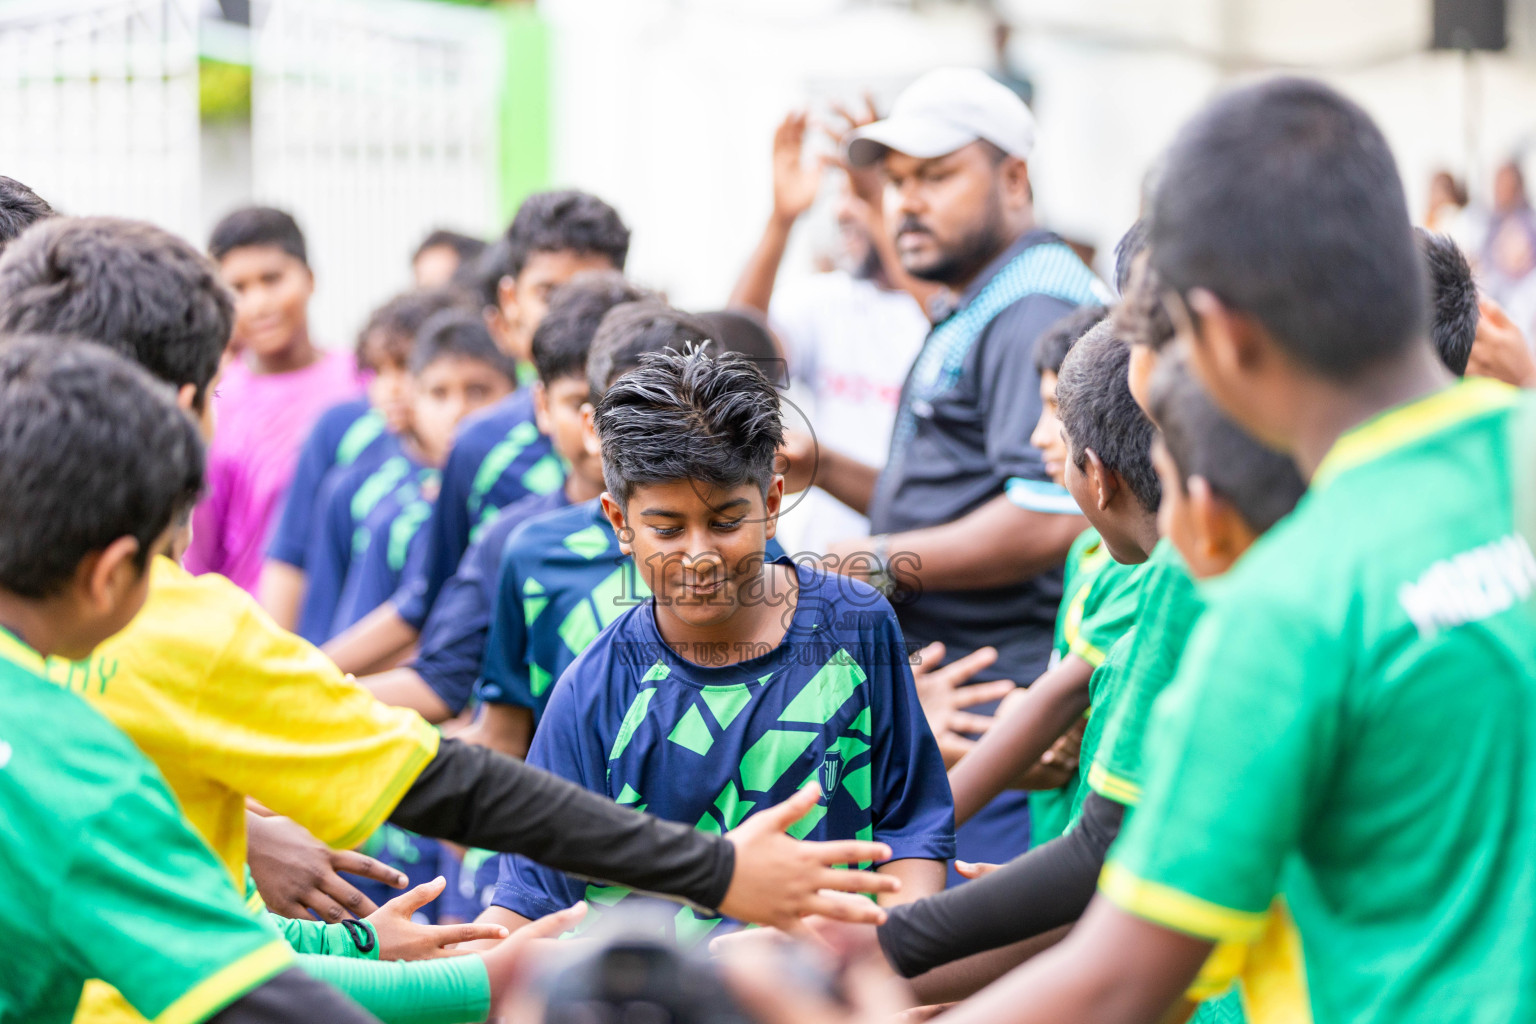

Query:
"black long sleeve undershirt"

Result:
[[209, 968, 380, 1024], [877, 791, 1126, 978], [389, 737, 735, 911]]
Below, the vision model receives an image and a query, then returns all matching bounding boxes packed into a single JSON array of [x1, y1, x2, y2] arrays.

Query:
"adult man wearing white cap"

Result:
[[783, 67, 1107, 876]]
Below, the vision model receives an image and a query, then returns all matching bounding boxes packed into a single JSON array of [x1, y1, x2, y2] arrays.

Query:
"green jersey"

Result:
[[1034, 529, 1147, 845], [1103, 381, 1536, 1024], [0, 630, 291, 1024], [1085, 539, 1201, 807]]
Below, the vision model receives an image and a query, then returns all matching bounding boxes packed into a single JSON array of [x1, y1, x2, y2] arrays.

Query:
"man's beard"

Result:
[[901, 189, 1011, 286]]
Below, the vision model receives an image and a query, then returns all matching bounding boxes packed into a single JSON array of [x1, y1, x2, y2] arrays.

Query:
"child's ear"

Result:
[[600, 492, 631, 555], [174, 383, 198, 413], [762, 476, 785, 541], [80, 536, 145, 616], [580, 404, 601, 458], [1189, 475, 1258, 570], [531, 381, 551, 434], [1083, 448, 1118, 512], [496, 275, 521, 334]]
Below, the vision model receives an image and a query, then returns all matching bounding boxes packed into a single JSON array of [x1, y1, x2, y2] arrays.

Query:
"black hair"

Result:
[[1112, 219, 1148, 296], [470, 237, 513, 309], [1115, 261, 1176, 351], [0, 217, 233, 409], [0, 176, 55, 253], [1149, 77, 1426, 379], [593, 347, 784, 506], [1416, 228, 1476, 376], [1148, 348, 1306, 534], [586, 301, 715, 402], [409, 308, 518, 381], [356, 287, 475, 370], [0, 336, 204, 597], [695, 310, 787, 386], [531, 271, 649, 386], [1055, 320, 1161, 514], [504, 190, 630, 281], [1034, 305, 1109, 376], [208, 206, 308, 266], [414, 229, 487, 266]]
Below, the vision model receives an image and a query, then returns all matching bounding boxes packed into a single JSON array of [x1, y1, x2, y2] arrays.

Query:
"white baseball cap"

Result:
[[845, 68, 1036, 168]]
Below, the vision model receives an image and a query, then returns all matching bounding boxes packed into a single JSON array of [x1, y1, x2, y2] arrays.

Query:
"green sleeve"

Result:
[[1068, 560, 1145, 668], [1087, 547, 1203, 805], [273, 915, 382, 959], [1101, 586, 1340, 942], [59, 761, 294, 1024], [296, 953, 491, 1024]]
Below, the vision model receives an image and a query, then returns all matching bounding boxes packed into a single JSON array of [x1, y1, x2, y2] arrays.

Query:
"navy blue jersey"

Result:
[[297, 437, 411, 644], [412, 488, 570, 715], [490, 558, 955, 943], [331, 461, 440, 638], [391, 390, 563, 630], [267, 398, 387, 568]]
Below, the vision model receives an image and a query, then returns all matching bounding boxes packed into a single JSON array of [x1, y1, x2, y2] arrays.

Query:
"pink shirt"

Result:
[[185, 349, 364, 593]]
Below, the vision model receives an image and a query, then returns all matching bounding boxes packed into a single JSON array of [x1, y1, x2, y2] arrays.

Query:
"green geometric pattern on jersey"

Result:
[[468, 420, 564, 537]]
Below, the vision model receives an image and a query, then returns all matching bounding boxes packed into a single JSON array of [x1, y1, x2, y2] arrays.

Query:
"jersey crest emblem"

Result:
[[819, 751, 845, 800]]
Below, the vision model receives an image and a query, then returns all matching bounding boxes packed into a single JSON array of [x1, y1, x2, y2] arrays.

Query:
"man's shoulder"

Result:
[[979, 291, 1079, 348]]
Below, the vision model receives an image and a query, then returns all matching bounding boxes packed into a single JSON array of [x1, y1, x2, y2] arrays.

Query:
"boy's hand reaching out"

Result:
[[721, 784, 899, 929], [365, 876, 510, 960], [246, 811, 406, 921], [910, 642, 1016, 768]]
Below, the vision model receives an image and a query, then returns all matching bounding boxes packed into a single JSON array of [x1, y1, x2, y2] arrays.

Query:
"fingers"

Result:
[[806, 838, 893, 869], [950, 679, 1017, 709], [521, 901, 588, 941], [330, 849, 409, 890], [909, 641, 945, 670], [814, 868, 899, 896], [757, 783, 823, 830], [428, 921, 512, 950], [932, 645, 999, 686], [954, 860, 1000, 879], [947, 711, 998, 736], [303, 890, 353, 925], [805, 892, 888, 926], [387, 875, 447, 916], [318, 874, 381, 918]]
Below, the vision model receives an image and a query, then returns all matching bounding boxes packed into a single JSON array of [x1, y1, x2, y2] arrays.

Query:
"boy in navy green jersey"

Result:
[[326, 192, 632, 675], [0, 337, 377, 1024], [361, 272, 646, 743], [481, 348, 953, 943], [323, 310, 516, 638], [829, 77, 1536, 1024], [288, 288, 467, 643]]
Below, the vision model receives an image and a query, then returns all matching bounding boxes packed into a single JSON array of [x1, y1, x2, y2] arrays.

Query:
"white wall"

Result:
[[542, 0, 1536, 296]]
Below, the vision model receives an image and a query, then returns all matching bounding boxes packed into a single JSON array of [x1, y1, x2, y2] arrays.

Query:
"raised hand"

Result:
[[720, 784, 899, 930], [910, 642, 1017, 768], [484, 902, 590, 1012], [1468, 295, 1536, 387], [772, 111, 829, 225], [364, 875, 510, 960]]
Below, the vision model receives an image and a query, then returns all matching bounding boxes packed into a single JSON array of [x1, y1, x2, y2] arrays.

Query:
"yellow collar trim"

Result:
[[0, 626, 46, 675], [1313, 378, 1517, 488]]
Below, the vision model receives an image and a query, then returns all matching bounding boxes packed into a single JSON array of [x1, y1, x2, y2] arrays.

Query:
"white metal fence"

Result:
[[250, 0, 507, 347], [0, 0, 201, 242]]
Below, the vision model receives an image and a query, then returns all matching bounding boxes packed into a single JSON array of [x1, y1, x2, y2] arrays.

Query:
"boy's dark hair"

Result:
[[586, 301, 715, 402], [696, 310, 787, 387], [357, 287, 475, 369], [1148, 348, 1306, 534], [1056, 320, 1161, 513], [1034, 305, 1109, 376], [1416, 227, 1476, 376], [410, 307, 518, 381], [531, 271, 649, 386], [504, 190, 630, 282], [208, 206, 308, 266], [414, 229, 487, 266], [1115, 261, 1176, 351], [594, 347, 784, 506], [0, 176, 55, 252], [1150, 77, 1426, 379], [470, 237, 512, 308], [1112, 219, 1148, 295], [0, 217, 233, 409], [0, 336, 204, 597]]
